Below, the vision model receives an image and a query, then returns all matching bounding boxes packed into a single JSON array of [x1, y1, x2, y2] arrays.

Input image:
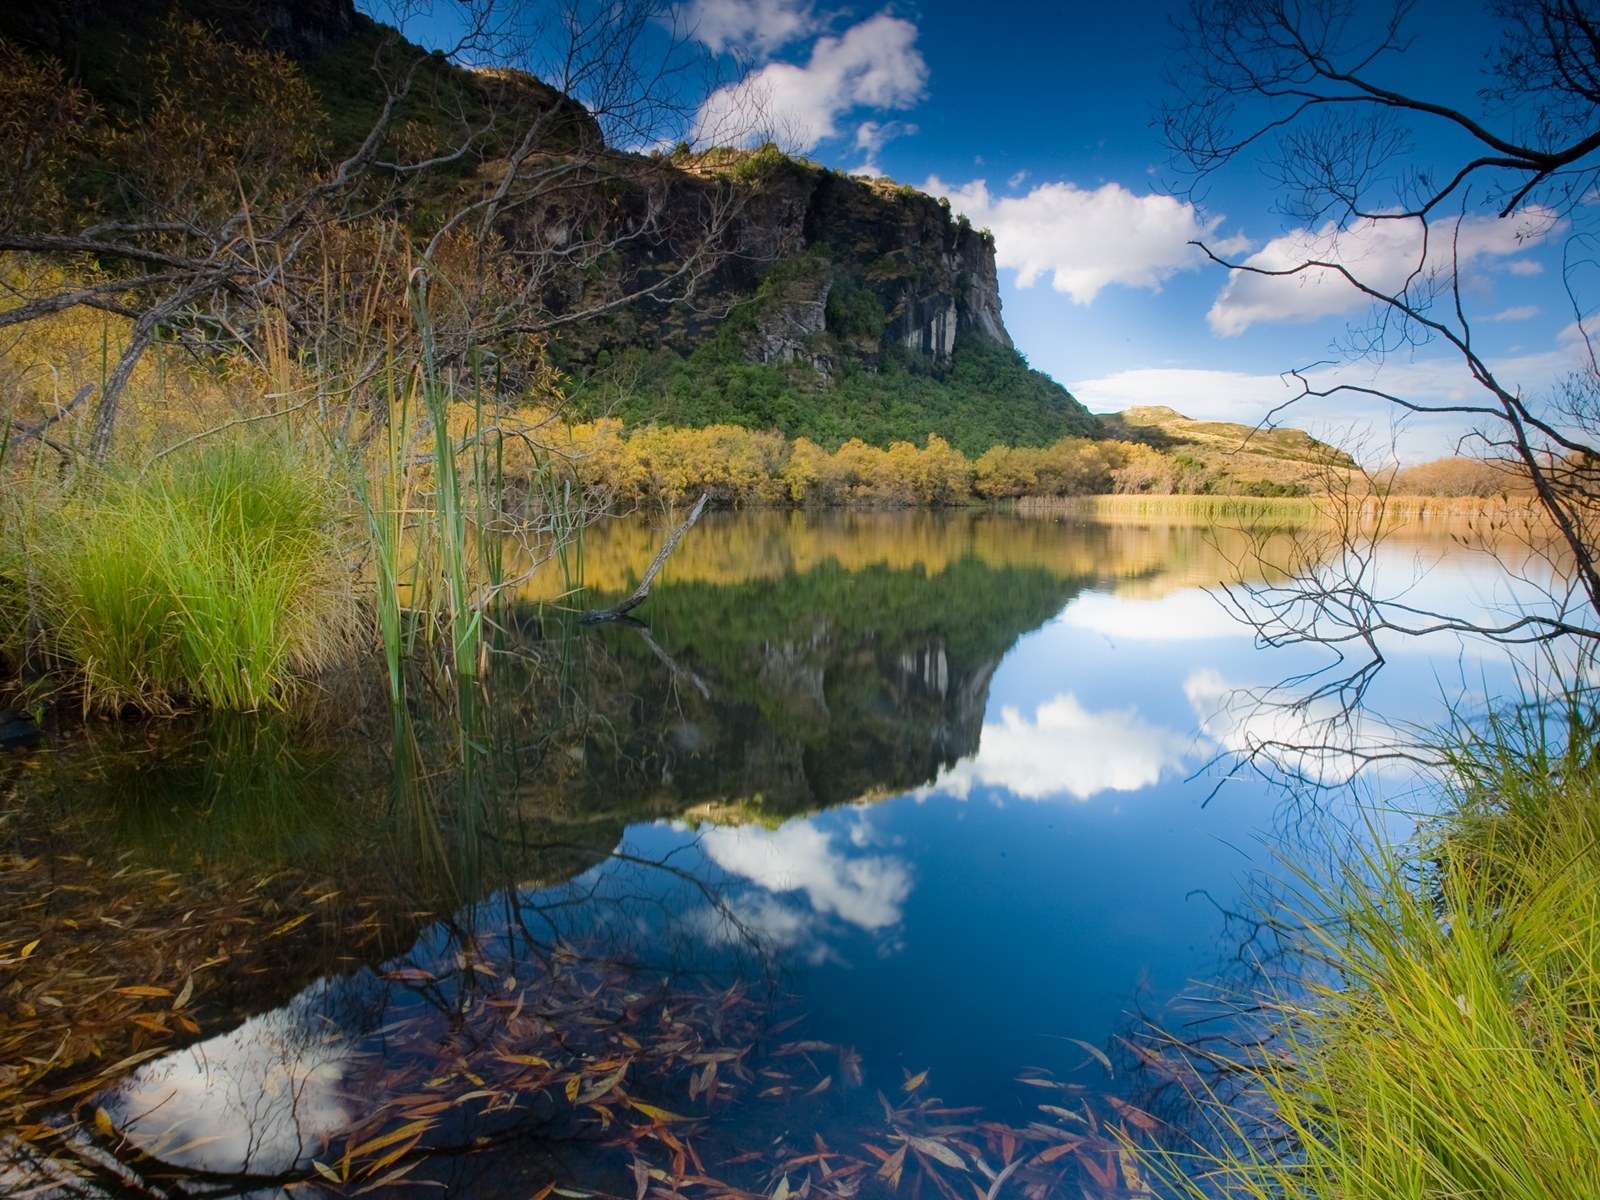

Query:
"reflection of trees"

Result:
[[536, 555, 1088, 816], [506, 508, 1320, 602]]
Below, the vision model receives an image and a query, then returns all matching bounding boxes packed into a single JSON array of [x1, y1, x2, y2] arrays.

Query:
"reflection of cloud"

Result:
[[932, 694, 1195, 802], [702, 819, 910, 930], [1061, 590, 1252, 642], [103, 981, 355, 1176], [692, 818, 911, 964], [1184, 669, 1407, 784]]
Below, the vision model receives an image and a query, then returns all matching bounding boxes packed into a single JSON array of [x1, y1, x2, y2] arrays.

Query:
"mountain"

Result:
[[0, 0, 1096, 456]]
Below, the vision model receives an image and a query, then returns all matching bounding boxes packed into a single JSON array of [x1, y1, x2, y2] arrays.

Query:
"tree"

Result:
[[1162, 0, 1600, 742], [0, 0, 742, 459]]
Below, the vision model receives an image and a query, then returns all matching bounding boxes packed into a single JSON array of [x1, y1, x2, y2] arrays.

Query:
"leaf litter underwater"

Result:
[[4, 880, 1176, 1199]]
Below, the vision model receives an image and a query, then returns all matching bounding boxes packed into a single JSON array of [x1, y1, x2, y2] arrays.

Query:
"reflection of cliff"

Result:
[[532, 556, 1084, 817]]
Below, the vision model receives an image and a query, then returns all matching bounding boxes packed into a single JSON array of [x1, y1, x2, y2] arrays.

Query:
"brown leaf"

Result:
[[908, 1138, 966, 1171], [876, 1144, 908, 1189], [1030, 1141, 1083, 1165]]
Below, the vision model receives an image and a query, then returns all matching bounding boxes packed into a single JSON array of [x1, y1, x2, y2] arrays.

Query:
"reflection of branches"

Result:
[[1165, 1, 1600, 753]]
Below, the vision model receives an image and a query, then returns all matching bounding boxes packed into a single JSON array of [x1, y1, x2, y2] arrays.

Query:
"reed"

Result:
[[1143, 689, 1600, 1199]]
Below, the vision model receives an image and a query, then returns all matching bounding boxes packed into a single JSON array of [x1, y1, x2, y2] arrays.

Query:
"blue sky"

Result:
[[373, 0, 1590, 463]]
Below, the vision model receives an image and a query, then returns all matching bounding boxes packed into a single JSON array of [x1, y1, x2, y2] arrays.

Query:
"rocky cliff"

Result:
[[1, 0, 1094, 451]]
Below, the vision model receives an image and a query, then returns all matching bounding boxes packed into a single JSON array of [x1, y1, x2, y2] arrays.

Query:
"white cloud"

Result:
[[930, 693, 1197, 802], [1208, 209, 1562, 336], [854, 118, 917, 170], [1488, 305, 1540, 322], [679, 0, 816, 58], [692, 14, 926, 151], [923, 178, 1250, 305], [1505, 258, 1545, 277], [1071, 328, 1594, 463], [700, 818, 912, 931], [1069, 367, 1313, 424]]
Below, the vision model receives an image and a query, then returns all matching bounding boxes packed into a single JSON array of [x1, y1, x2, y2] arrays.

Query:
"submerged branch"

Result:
[[579, 492, 709, 624]]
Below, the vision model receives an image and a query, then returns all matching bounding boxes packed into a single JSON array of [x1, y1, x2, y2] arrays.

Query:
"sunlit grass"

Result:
[[12, 434, 357, 710], [1145, 692, 1600, 1199], [1020, 494, 1324, 522]]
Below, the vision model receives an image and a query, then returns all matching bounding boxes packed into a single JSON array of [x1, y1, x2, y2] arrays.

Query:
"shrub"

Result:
[[1391, 456, 1519, 497]]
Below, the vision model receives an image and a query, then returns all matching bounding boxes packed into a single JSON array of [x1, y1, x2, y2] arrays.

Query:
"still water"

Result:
[[0, 509, 1542, 1197]]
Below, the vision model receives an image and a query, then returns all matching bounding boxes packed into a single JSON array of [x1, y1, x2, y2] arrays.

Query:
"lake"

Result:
[[0, 508, 1542, 1197]]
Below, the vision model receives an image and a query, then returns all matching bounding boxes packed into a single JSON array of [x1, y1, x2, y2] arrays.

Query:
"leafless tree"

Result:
[[1162, 0, 1600, 758]]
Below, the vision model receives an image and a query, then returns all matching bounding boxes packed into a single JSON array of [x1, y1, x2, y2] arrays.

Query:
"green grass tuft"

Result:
[[11, 434, 357, 710], [1145, 691, 1600, 1198]]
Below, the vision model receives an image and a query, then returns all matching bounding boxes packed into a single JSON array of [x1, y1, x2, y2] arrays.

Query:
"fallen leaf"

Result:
[[909, 1137, 966, 1171]]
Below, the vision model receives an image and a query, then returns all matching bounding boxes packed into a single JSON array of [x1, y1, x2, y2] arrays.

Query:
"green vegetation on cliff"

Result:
[[570, 333, 1094, 458]]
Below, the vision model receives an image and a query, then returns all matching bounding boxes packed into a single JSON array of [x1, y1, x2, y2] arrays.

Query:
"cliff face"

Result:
[[625, 158, 1017, 376]]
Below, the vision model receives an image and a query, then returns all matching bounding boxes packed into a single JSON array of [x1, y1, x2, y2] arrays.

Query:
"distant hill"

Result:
[[1096, 406, 1359, 494]]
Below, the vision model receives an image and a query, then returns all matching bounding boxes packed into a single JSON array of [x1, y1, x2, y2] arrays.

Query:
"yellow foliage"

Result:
[[0, 43, 96, 231], [1110, 443, 1179, 494]]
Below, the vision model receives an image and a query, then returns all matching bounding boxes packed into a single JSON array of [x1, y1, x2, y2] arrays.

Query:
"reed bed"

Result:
[[1350, 492, 1546, 522]]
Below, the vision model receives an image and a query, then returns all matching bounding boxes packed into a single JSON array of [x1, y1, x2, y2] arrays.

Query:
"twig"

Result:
[[144, 391, 323, 468], [579, 492, 709, 624], [8, 383, 94, 448], [629, 619, 711, 699]]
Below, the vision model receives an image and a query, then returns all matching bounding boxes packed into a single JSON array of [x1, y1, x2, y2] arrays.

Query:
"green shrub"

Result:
[[14, 434, 356, 710]]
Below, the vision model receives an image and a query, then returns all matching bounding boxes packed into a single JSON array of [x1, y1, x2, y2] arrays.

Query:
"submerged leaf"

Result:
[[629, 1100, 691, 1124], [877, 1144, 908, 1189], [908, 1138, 966, 1171], [1056, 1038, 1112, 1077], [578, 1061, 630, 1104]]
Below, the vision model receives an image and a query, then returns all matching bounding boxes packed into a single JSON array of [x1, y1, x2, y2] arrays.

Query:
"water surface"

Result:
[[0, 508, 1536, 1197]]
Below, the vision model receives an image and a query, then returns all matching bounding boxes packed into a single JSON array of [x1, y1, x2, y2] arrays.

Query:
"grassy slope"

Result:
[[1098, 405, 1359, 492]]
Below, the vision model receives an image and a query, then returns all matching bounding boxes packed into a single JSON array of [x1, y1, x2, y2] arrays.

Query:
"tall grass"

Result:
[[12, 434, 356, 710], [1145, 691, 1600, 1198]]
